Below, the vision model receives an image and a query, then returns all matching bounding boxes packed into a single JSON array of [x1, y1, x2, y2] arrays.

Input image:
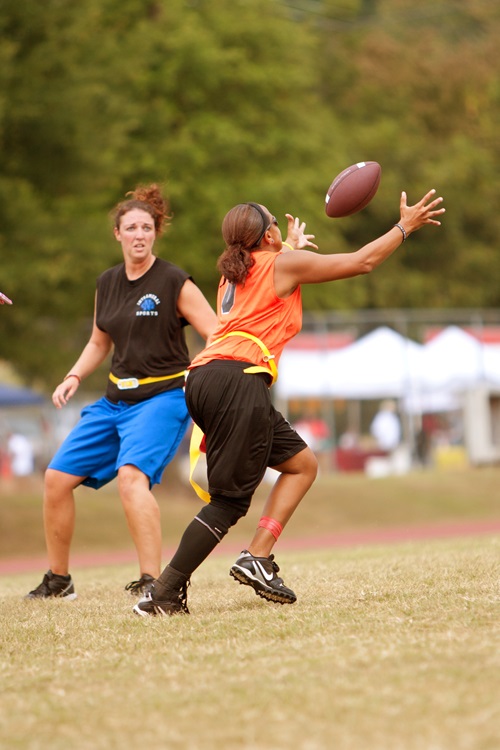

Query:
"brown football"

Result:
[[325, 161, 381, 218]]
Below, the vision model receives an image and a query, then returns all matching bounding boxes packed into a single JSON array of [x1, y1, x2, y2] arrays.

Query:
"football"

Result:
[[325, 161, 381, 218]]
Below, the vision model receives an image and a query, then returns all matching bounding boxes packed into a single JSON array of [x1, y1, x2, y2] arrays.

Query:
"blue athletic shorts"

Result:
[[48, 389, 190, 489]]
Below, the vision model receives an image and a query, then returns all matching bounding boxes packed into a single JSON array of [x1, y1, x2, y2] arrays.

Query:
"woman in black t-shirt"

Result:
[[25, 184, 217, 602]]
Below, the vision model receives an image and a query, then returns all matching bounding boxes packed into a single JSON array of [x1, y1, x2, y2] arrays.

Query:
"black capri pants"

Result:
[[185, 360, 307, 500]]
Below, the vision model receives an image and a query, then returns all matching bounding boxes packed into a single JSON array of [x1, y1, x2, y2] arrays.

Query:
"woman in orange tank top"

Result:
[[134, 190, 445, 616]]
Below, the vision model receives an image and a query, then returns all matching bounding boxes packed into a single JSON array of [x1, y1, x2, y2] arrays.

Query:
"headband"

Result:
[[246, 202, 270, 247]]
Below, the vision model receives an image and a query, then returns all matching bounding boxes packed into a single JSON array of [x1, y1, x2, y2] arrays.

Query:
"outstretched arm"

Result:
[[275, 189, 445, 296]]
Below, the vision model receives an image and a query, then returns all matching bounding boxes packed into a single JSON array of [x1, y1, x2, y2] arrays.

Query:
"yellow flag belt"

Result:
[[109, 370, 186, 390], [189, 330, 278, 502]]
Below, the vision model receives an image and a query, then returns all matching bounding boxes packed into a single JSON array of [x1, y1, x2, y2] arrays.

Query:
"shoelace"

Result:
[[262, 556, 287, 586], [125, 575, 154, 593], [268, 555, 280, 574], [178, 580, 190, 613], [146, 580, 190, 615]]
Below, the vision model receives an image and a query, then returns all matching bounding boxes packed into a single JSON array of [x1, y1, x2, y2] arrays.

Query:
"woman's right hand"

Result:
[[284, 214, 318, 251], [52, 376, 80, 409], [399, 189, 445, 237]]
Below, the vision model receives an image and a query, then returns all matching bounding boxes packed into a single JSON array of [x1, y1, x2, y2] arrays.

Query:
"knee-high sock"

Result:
[[169, 494, 251, 577], [169, 517, 221, 577]]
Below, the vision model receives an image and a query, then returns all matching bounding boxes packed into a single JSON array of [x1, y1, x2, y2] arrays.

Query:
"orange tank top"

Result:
[[190, 250, 302, 380]]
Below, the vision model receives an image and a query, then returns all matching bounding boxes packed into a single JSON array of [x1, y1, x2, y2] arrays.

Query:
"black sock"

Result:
[[169, 517, 221, 578]]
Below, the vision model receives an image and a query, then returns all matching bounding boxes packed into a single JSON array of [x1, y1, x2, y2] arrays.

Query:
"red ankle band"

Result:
[[258, 516, 283, 541]]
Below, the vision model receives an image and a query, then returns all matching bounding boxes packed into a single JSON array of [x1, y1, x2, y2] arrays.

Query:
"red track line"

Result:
[[1, 519, 499, 575]]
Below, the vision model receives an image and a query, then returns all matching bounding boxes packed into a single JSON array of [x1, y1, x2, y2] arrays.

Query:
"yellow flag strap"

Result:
[[209, 330, 278, 385], [189, 423, 211, 503], [109, 370, 186, 390], [188, 331, 278, 502]]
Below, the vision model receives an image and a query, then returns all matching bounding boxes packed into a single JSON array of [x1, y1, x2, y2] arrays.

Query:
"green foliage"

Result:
[[0, 0, 499, 385], [304, 0, 500, 309]]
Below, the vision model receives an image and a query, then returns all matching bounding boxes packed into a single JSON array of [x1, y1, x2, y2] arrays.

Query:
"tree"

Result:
[[302, 0, 500, 310], [0, 0, 499, 387], [0, 0, 331, 386]]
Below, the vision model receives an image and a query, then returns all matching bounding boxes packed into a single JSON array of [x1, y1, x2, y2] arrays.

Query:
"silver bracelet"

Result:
[[394, 223, 407, 242]]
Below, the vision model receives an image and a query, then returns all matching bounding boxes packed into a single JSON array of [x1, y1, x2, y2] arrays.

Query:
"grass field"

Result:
[[0, 466, 499, 748], [1, 465, 500, 563], [1, 538, 498, 750]]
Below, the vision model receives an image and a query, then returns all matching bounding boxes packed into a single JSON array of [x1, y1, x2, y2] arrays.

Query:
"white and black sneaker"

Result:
[[124, 574, 155, 596], [25, 570, 77, 600], [230, 550, 296, 604], [133, 567, 190, 617]]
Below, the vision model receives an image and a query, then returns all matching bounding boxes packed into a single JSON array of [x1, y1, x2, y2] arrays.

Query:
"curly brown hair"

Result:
[[217, 203, 271, 285], [112, 184, 172, 236]]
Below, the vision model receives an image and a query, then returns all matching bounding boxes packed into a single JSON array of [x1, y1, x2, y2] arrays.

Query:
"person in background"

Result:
[[25, 184, 217, 601], [370, 400, 401, 453], [134, 188, 445, 617], [7, 432, 35, 477]]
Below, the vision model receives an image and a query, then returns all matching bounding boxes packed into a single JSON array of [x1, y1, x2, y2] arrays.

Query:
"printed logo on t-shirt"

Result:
[[136, 294, 160, 316]]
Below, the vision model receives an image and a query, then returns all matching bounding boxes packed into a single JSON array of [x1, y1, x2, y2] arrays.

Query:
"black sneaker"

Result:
[[230, 550, 296, 604], [25, 570, 77, 600], [124, 574, 155, 596], [133, 569, 190, 617]]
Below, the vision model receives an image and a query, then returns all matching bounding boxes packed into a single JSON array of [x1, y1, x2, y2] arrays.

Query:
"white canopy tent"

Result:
[[404, 327, 500, 413], [276, 326, 425, 401], [325, 326, 424, 400], [418, 326, 500, 392], [276, 327, 426, 459], [275, 326, 500, 468], [276, 325, 500, 404]]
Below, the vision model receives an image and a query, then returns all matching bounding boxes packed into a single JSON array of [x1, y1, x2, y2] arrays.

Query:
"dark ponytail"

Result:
[[217, 203, 268, 284]]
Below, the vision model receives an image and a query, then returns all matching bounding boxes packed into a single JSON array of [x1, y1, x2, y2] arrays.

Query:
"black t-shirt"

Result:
[[96, 257, 191, 403]]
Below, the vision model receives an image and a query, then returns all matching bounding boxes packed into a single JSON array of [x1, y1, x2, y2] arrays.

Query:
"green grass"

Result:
[[1, 465, 500, 560], [1, 538, 499, 750]]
